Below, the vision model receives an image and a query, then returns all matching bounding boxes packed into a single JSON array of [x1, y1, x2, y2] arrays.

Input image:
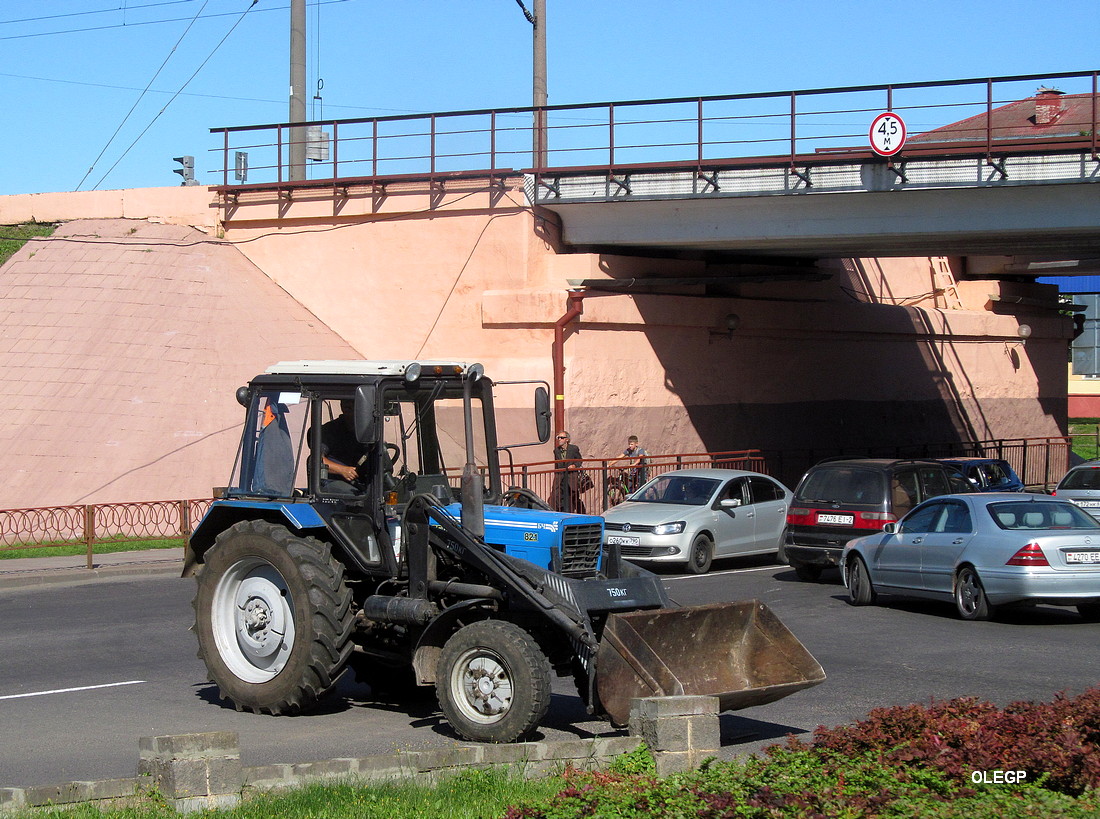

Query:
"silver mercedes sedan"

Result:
[[840, 493, 1100, 621], [601, 468, 792, 574]]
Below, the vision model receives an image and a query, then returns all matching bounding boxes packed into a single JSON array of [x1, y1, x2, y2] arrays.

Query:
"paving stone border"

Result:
[[0, 696, 720, 814]]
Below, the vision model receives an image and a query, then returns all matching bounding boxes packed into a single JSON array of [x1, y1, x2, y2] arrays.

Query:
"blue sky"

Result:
[[1, 0, 1096, 195]]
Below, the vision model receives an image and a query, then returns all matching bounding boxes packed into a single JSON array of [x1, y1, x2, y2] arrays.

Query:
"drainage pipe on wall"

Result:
[[552, 290, 586, 432]]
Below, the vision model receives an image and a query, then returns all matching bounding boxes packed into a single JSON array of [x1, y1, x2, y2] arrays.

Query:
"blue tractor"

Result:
[[185, 361, 824, 742]]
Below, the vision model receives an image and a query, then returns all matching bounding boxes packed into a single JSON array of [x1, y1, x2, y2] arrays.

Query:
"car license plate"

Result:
[[606, 535, 640, 547], [1072, 500, 1100, 508], [817, 513, 854, 526], [1066, 551, 1100, 564]]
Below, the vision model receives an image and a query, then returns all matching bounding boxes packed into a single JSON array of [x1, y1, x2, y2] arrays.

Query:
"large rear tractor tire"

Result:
[[437, 620, 551, 743], [193, 520, 355, 714]]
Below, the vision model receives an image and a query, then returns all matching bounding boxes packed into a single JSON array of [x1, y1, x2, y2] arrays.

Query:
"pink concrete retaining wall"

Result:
[[0, 184, 1070, 505]]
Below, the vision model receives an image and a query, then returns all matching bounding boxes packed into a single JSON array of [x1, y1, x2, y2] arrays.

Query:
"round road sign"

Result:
[[869, 112, 906, 157]]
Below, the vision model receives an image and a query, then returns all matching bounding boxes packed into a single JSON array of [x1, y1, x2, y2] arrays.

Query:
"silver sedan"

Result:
[[602, 468, 791, 574], [841, 493, 1100, 621]]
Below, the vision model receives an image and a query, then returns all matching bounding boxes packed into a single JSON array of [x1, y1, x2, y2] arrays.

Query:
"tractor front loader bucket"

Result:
[[595, 600, 826, 726]]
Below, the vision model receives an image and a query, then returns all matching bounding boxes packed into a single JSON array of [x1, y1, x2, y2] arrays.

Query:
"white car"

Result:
[[602, 468, 792, 574]]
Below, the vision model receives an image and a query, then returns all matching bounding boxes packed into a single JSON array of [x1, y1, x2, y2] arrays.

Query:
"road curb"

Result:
[[0, 561, 183, 590]]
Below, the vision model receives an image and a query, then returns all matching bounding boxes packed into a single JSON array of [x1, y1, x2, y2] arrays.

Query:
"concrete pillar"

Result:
[[628, 696, 720, 776], [137, 732, 242, 813]]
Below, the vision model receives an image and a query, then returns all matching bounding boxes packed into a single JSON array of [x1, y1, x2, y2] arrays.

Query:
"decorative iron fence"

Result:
[[0, 437, 1072, 570], [0, 499, 213, 570]]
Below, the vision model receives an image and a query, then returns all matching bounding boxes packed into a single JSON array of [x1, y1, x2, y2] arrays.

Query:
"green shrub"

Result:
[[797, 687, 1100, 795], [510, 688, 1100, 818]]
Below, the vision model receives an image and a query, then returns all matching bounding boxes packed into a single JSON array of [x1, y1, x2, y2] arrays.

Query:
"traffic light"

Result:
[[172, 155, 197, 186]]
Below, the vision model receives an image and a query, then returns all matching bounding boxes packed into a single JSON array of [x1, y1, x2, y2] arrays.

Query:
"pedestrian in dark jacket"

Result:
[[550, 431, 584, 513]]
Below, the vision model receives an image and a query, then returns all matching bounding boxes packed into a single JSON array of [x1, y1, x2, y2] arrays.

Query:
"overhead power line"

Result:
[[0, 70, 424, 116], [88, 1, 261, 191], [0, 1, 195, 27], [77, 0, 214, 191], [0, 0, 350, 42]]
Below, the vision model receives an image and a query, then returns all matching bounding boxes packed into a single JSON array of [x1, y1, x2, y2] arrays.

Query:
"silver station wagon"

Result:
[[841, 493, 1100, 621]]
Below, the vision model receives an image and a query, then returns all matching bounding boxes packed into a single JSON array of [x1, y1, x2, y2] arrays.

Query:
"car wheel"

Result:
[[1077, 604, 1100, 623], [193, 520, 355, 714], [791, 560, 822, 582], [686, 534, 713, 574], [847, 556, 876, 606], [437, 619, 551, 743], [955, 566, 994, 621]]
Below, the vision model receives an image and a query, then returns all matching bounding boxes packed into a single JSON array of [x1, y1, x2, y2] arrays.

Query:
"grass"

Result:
[[0, 537, 184, 560], [0, 222, 56, 266], [1069, 418, 1100, 462], [12, 745, 1100, 819], [8, 768, 571, 819]]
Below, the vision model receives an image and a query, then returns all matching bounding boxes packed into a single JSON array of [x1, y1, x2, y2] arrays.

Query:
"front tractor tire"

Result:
[[437, 620, 552, 743], [193, 520, 354, 715]]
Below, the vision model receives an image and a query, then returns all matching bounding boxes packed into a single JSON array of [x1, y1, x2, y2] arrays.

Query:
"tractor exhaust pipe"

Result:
[[461, 363, 486, 539]]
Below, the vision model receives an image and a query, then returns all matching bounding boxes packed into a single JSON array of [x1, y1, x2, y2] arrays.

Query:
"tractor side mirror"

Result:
[[235, 386, 251, 407], [354, 383, 377, 443], [534, 386, 551, 443]]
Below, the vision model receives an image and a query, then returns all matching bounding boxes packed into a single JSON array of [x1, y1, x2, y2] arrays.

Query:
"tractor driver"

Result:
[[319, 400, 370, 494]]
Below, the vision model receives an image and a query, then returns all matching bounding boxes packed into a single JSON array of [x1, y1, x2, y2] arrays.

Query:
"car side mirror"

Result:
[[883, 522, 899, 534], [719, 498, 741, 509]]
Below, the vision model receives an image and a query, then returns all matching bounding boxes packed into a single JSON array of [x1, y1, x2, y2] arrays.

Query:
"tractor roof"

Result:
[[265, 360, 474, 377]]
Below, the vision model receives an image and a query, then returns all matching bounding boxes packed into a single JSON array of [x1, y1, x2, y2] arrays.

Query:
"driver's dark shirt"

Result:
[[320, 417, 369, 467]]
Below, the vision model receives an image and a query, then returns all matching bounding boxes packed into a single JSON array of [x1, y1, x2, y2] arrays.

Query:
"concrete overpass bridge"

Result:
[[210, 69, 1100, 268]]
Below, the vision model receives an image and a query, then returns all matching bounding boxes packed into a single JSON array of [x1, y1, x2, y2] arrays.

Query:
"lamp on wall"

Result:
[[709, 313, 741, 340], [1005, 323, 1032, 369], [1006, 323, 1032, 354]]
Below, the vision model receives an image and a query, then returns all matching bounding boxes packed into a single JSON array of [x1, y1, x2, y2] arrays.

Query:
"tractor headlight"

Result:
[[653, 521, 685, 536]]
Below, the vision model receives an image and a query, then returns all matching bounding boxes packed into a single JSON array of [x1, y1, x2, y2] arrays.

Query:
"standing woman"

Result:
[[551, 431, 582, 512]]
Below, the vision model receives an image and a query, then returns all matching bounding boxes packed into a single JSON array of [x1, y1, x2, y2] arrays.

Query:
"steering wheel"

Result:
[[380, 442, 402, 492], [501, 486, 552, 510]]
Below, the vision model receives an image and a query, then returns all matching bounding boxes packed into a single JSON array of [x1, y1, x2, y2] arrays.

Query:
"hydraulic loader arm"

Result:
[[402, 494, 599, 652]]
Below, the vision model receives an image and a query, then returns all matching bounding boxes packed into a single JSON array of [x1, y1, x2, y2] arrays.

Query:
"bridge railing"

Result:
[[210, 69, 1097, 193]]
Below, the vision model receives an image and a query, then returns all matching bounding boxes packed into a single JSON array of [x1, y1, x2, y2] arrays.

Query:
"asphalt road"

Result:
[[1, 557, 1097, 788]]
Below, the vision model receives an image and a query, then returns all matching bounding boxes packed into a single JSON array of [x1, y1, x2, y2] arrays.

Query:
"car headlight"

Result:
[[653, 521, 686, 535]]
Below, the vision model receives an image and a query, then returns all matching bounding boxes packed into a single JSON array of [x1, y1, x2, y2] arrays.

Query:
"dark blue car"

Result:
[[937, 458, 1024, 493]]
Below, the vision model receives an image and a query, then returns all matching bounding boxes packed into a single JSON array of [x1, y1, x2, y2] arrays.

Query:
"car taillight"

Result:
[[1006, 543, 1049, 566], [787, 507, 813, 524], [854, 512, 896, 529]]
